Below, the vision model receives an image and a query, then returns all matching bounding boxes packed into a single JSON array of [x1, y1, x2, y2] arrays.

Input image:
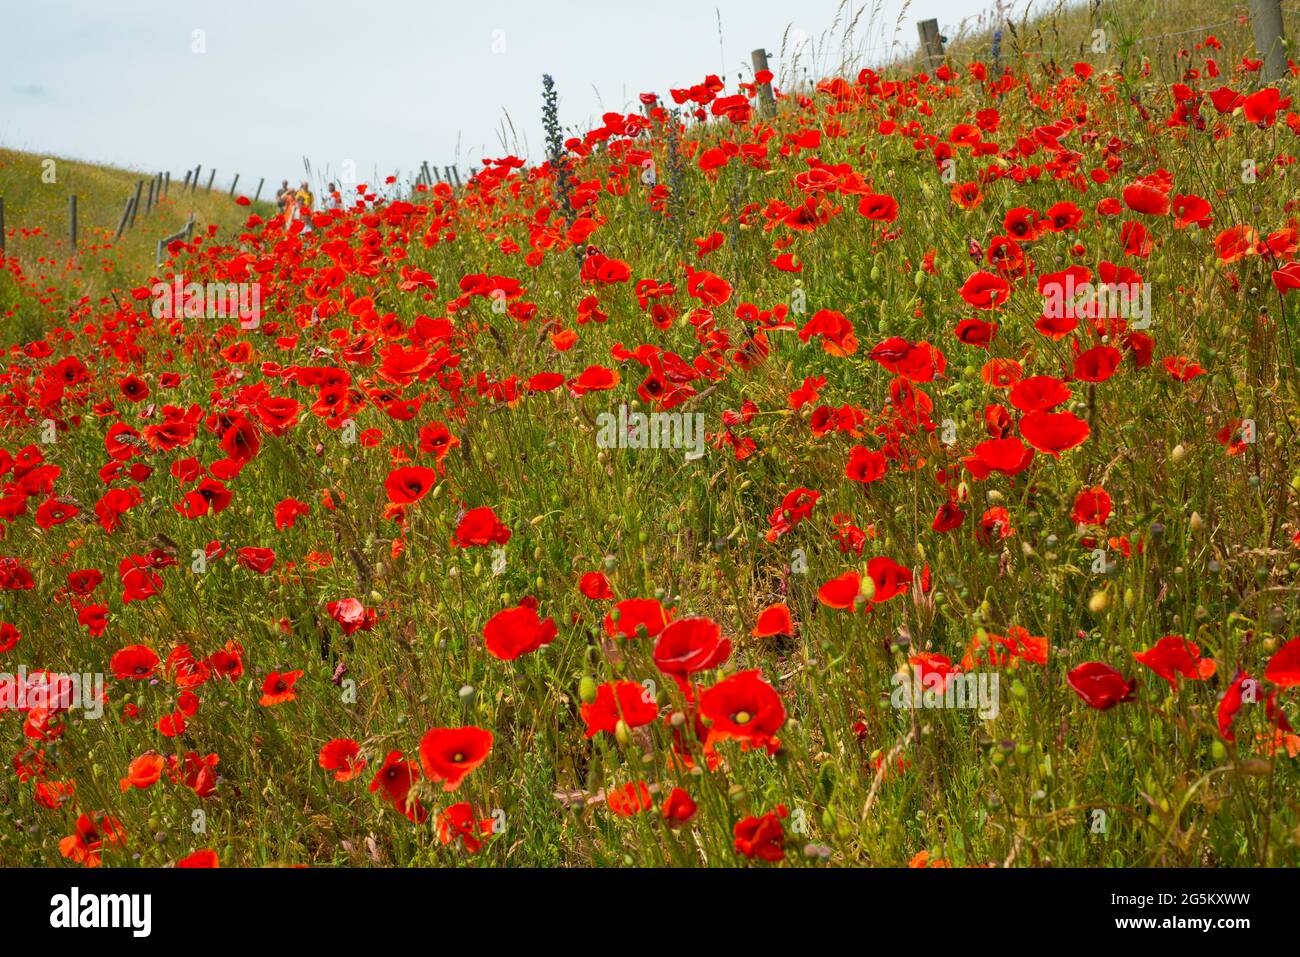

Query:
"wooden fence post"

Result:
[[114, 197, 134, 241], [253, 177, 265, 203], [191, 166, 201, 193], [751, 48, 776, 117], [128, 180, 143, 228], [145, 178, 155, 215], [68, 194, 77, 249], [228, 173, 240, 197], [205, 169, 216, 191], [164, 171, 171, 197], [917, 19, 945, 71], [181, 170, 192, 192], [421, 161, 433, 187], [1249, 0, 1288, 83]]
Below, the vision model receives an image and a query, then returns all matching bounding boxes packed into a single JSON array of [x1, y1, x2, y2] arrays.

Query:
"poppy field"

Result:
[[4, 2, 1300, 870]]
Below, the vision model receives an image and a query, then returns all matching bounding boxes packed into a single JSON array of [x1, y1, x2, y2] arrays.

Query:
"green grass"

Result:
[[0, 0, 1298, 868]]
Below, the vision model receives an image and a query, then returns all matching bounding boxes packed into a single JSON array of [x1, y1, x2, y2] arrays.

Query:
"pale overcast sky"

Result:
[[2, 0, 1022, 193]]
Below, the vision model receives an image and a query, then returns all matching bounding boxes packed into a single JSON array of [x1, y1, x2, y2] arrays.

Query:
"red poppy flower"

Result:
[[1217, 671, 1252, 741], [967, 436, 1035, 477], [177, 849, 220, 867], [437, 802, 494, 852], [1163, 356, 1206, 381], [1265, 637, 1300, 687], [319, 738, 367, 781], [452, 506, 511, 547], [119, 753, 165, 792], [1067, 662, 1137, 710], [733, 806, 787, 861], [385, 465, 438, 504], [752, 602, 794, 638], [1122, 181, 1171, 216], [1173, 193, 1213, 229], [954, 317, 997, 348], [368, 750, 427, 823], [700, 669, 785, 751], [483, 603, 558, 660], [59, 812, 126, 867], [110, 644, 160, 680], [661, 786, 698, 825], [419, 726, 493, 791], [818, 570, 863, 609], [654, 617, 733, 683], [1008, 375, 1071, 413], [1071, 486, 1112, 526], [580, 680, 659, 738], [236, 547, 276, 575], [578, 571, 614, 600], [604, 597, 672, 639], [606, 780, 655, 816], [1134, 635, 1216, 690], [1243, 86, 1289, 125], [959, 271, 1011, 309], [845, 445, 887, 483], [259, 670, 303, 706], [1018, 410, 1090, 456], [857, 193, 899, 222], [326, 597, 377, 636], [865, 556, 912, 603], [1073, 345, 1122, 382], [205, 641, 245, 680]]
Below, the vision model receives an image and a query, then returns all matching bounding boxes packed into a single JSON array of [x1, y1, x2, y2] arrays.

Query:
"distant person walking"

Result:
[[324, 182, 341, 211], [274, 179, 291, 213], [295, 181, 315, 233]]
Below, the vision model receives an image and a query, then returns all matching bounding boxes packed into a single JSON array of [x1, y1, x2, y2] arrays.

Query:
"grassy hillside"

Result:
[[1, 0, 1299, 870], [0, 148, 273, 327], [926, 0, 1300, 72]]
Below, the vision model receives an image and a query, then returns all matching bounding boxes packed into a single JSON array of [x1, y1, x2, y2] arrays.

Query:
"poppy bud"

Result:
[[1210, 740, 1227, 762], [1088, 590, 1109, 614], [578, 675, 597, 703], [1189, 511, 1204, 533], [614, 720, 632, 746], [1170, 443, 1186, 463]]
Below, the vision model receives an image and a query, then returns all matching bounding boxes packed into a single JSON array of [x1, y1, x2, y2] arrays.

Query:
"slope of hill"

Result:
[[0, 0, 1298, 870], [0, 148, 273, 329]]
